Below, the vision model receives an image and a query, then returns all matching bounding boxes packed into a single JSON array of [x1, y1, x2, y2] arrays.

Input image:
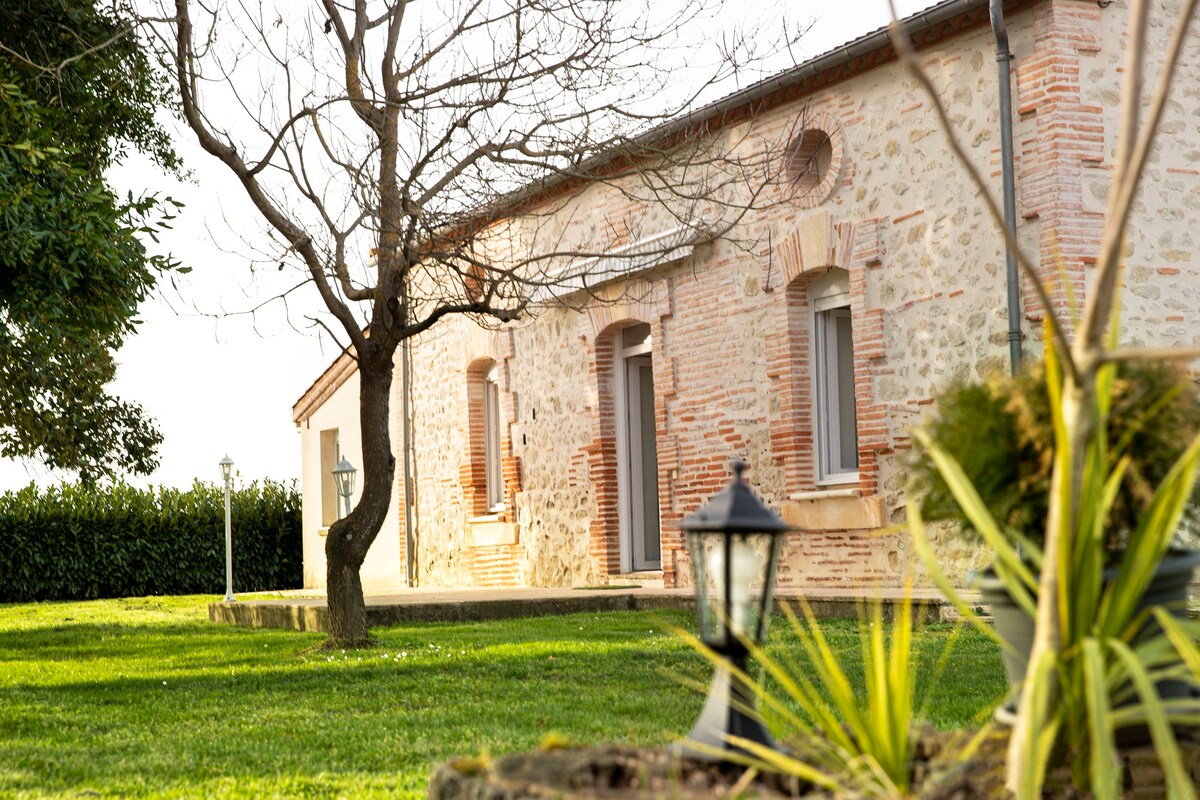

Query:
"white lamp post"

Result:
[[674, 461, 791, 763], [333, 457, 356, 519], [219, 455, 235, 603]]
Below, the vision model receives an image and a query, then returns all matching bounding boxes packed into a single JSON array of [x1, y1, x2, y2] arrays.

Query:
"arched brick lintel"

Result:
[[576, 276, 679, 585], [766, 214, 888, 497], [457, 332, 523, 522]]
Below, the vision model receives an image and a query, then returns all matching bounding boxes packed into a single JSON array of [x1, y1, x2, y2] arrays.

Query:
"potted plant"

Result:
[[908, 360, 1200, 694], [881, 1, 1200, 793]]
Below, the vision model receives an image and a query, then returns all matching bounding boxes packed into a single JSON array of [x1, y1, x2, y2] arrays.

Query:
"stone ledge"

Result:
[[780, 494, 883, 531], [469, 518, 518, 547], [208, 589, 963, 632]]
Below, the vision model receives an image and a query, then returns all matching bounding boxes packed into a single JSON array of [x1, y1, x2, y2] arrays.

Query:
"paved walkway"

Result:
[[208, 584, 970, 632]]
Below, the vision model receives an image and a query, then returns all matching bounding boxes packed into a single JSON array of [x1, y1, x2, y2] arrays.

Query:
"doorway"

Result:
[[616, 324, 661, 572]]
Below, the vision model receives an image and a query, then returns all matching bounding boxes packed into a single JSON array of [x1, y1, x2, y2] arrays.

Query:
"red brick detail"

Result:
[[766, 278, 816, 494], [775, 217, 857, 284], [1015, 1, 1105, 328], [766, 216, 889, 498], [774, 529, 910, 589], [470, 544, 522, 587], [457, 341, 524, 585], [653, 322, 683, 590], [583, 334, 621, 579]]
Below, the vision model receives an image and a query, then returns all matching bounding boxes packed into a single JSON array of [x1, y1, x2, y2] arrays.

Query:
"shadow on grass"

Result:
[[0, 621, 702, 798], [0, 607, 1007, 798]]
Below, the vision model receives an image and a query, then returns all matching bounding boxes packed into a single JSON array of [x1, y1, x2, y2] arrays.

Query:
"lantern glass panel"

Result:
[[333, 459, 356, 498], [687, 530, 778, 648]]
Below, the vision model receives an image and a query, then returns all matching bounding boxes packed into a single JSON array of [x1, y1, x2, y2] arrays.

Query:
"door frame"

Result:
[[614, 325, 661, 573]]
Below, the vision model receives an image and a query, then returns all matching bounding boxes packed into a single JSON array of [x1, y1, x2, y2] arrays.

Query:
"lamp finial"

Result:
[[731, 460, 747, 481]]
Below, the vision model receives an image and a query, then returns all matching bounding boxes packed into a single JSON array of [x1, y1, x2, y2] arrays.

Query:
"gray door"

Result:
[[625, 355, 661, 570]]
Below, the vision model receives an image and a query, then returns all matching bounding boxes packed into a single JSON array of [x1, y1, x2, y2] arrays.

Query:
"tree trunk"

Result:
[[326, 554, 369, 644], [324, 349, 397, 647]]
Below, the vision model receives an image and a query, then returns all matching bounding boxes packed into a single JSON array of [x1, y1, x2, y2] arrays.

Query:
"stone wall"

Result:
[[394, 6, 1055, 591], [299, 0, 1200, 593]]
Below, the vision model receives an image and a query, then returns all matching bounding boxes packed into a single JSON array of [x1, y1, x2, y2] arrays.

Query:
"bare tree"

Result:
[[160, 0, 801, 646]]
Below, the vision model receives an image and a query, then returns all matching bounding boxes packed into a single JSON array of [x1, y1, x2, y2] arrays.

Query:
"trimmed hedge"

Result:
[[0, 479, 301, 602]]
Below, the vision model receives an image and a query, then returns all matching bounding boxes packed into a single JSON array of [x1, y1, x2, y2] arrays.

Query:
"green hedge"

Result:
[[0, 479, 302, 602]]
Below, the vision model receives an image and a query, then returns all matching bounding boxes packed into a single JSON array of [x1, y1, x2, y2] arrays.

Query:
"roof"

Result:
[[478, 0, 1032, 221], [292, 346, 358, 425], [293, 0, 1035, 420]]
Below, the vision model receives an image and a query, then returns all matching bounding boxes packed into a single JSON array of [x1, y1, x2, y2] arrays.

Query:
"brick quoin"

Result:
[[1016, 0, 1105, 331]]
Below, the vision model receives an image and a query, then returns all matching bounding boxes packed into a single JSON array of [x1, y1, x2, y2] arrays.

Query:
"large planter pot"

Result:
[[978, 547, 1200, 703]]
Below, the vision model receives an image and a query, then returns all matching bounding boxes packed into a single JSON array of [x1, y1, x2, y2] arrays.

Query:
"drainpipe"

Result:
[[991, 0, 1023, 375], [402, 338, 417, 586]]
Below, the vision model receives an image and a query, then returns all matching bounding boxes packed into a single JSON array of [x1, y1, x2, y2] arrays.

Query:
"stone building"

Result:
[[293, 0, 1200, 592]]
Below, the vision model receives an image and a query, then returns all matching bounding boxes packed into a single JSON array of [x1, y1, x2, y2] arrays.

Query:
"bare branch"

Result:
[[172, 0, 367, 353]]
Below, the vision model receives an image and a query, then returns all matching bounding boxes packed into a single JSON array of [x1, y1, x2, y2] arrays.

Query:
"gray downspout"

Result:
[[991, 0, 1023, 375], [402, 339, 417, 586]]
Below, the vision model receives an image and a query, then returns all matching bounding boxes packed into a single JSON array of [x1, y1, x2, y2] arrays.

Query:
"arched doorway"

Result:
[[614, 322, 661, 572]]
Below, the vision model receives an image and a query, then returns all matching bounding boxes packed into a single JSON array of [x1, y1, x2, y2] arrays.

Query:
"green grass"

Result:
[[0, 596, 1008, 799]]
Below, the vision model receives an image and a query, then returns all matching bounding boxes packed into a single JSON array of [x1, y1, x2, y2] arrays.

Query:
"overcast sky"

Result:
[[0, 1, 942, 492]]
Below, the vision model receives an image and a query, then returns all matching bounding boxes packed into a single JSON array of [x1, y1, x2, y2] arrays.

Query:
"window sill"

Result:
[[780, 492, 883, 532], [468, 516, 518, 547], [789, 487, 860, 502]]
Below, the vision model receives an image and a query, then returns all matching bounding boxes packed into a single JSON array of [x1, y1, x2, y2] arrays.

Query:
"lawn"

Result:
[[0, 596, 1008, 799]]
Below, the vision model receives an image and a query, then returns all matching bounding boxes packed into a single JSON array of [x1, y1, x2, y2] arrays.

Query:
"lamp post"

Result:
[[219, 454, 235, 603], [674, 461, 791, 762], [333, 457, 356, 519]]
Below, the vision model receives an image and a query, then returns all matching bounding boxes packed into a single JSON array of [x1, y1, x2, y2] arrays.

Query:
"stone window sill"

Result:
[[781, 491, 882, 532], [468, 516, 518, 547], [789, 487, 860, 502]]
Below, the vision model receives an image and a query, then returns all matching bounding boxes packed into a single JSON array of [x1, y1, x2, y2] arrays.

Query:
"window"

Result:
[[811, 271, 858, 483], [319, 428, 340, 525], [483, 365, 504, 512]]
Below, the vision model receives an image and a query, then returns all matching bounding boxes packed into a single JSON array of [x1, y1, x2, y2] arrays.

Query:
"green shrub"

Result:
[[908, 360, 1200, 552], [0, 479, 301, 601]]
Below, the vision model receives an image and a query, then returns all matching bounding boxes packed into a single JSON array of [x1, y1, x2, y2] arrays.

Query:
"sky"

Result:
[[0, 1, 942, 492]]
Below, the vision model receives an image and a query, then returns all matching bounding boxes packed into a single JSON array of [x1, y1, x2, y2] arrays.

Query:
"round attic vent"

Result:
[[786, 128, 833, 195]]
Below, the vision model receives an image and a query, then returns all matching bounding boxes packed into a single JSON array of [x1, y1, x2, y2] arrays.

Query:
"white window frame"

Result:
[[813, 289, 859, 485], [483, 365, 505, 512]]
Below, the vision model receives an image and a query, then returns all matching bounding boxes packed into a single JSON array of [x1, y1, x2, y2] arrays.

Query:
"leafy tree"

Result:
[[0, 0, 182, 480]]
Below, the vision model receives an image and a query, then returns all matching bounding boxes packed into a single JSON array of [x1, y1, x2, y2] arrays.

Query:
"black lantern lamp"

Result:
[[674, 461, 792, 762]]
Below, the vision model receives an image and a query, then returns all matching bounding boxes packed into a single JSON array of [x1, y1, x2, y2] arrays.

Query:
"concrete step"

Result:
[[608, 571, 664, 589]]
